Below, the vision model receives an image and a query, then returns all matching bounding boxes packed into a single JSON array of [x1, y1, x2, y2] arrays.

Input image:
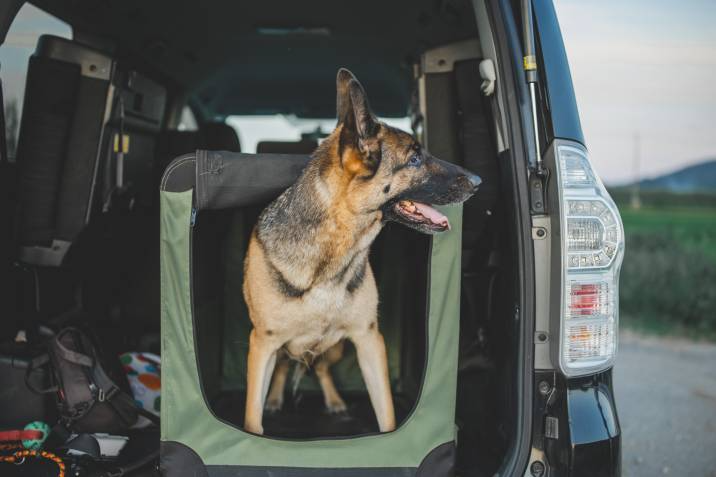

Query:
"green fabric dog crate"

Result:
[[159, 150, 464, 476]]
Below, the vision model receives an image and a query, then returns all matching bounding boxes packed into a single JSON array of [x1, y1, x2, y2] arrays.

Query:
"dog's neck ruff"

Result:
[[256, 160, 383, 297]]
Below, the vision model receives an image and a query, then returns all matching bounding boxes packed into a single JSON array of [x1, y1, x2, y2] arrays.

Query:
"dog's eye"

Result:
[[408, 154, 422, 167]]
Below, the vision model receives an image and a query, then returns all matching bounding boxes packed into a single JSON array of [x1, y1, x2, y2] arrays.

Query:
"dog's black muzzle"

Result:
[[410, 154, 481, 205], [381, 154, 481, 234]]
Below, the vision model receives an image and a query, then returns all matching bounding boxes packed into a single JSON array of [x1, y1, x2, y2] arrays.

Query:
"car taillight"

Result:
[[556, 144, 624, 376]]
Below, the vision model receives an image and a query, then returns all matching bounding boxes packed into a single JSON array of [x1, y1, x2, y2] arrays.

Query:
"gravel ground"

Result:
[[615, 330, 716, 477]]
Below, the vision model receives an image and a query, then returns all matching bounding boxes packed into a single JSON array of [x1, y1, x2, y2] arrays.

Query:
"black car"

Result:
[[0, 0, 623, 476]]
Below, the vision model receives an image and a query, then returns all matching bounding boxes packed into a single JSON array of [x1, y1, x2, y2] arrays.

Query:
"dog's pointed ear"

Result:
[[348, 80, 377, 140], [336, 68, 377, 141], [336, 68, 356, 125]]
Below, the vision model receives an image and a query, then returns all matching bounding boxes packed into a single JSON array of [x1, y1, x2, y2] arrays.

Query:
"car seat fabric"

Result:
[[159, 150, 462, 475], [107, 123, 242, 334]]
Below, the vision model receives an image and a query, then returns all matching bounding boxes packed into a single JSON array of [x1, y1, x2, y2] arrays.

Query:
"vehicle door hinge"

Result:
[[529, 166, 549, 215]]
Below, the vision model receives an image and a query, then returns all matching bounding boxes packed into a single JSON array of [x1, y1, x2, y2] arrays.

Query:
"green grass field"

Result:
[[612, 191, 716, 340], [620, 207, 716, 261]]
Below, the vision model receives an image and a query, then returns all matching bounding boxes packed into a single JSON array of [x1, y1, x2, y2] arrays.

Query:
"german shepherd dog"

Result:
[[243, 69, 481, 434]]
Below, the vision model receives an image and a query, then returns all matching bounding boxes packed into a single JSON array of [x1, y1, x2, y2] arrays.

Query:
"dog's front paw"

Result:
[[244, 421, 264, 435], [265, 397, 284, 413], [325, 397, 348, 414]]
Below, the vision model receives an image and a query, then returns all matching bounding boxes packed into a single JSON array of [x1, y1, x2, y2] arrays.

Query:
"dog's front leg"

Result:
[[245, 329, 279, 434], [352, 328, 396, 432]]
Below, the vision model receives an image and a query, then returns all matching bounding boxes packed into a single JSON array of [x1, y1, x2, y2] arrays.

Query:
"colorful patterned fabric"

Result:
[[119, 352, 161, 417]]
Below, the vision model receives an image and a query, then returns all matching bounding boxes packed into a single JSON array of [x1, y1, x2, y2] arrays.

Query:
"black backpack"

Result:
[[26, 327, 155, 433]]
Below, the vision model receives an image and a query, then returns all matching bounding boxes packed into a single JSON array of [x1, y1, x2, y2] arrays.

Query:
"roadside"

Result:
[[616, 330, 716, 477]]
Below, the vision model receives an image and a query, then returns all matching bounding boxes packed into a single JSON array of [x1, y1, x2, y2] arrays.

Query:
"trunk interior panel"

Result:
[[0, 1, 529, 475]]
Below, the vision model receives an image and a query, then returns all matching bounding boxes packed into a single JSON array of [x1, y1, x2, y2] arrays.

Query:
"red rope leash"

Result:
[[0, 448, 66, 477], [0, 430, 64, 477]]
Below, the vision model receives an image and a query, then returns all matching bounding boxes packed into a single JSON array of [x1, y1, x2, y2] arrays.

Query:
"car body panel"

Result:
[[533, 0, 585, 146]]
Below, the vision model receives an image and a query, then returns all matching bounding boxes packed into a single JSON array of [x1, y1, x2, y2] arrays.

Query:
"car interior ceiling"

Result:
[[1, 1, 520, 475]]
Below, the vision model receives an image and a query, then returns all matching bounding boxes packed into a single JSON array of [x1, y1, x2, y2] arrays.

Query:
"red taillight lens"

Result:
[[570, 283, 600, 316], [567, 281, 611, 319]]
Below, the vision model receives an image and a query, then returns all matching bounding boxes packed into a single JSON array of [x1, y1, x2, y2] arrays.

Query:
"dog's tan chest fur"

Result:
[[245, 228, 377, 358], [284, 258, 376, 358]]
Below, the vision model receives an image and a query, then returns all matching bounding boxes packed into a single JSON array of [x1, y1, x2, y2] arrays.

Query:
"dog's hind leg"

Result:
[[265, 354, 290, 412], [352, 328, 396, 432], [315, 340, 347, 413], [245, 329, 280, 434]]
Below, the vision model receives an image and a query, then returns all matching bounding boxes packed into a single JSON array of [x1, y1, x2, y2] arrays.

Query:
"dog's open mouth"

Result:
[[394, 200, 450, 232]]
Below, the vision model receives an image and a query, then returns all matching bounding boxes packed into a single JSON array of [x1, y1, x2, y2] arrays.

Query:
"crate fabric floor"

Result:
[[211, 391, 416, 438]]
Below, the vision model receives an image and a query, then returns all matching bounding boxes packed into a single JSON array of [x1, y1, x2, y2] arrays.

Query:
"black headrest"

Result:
[[157, 131, 201, 156], [155, 130, 201, 176], [201, 122, 241, 152], [155, 123, 241, 174], [256, 139, 317, 155]]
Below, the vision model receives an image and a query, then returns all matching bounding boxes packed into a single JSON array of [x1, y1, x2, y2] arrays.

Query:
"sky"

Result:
[[0, 5, 71, 108], [553, 0, 716, 184], [2, 2, 715, 184]]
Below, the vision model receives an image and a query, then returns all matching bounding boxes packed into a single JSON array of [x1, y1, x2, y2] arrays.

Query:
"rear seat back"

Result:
[[106, 122, 241, 334], [12, 32, 238, 335], [15, 36, 169, 270], [12, 35, 171, 334], [15, 35, 114, 266]]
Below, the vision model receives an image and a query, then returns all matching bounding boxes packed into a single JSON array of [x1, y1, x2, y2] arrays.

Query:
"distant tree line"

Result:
[[609, 187, 716, 209]]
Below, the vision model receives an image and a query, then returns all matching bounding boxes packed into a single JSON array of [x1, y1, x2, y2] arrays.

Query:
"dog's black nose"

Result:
[[465, 173, 482, 192]]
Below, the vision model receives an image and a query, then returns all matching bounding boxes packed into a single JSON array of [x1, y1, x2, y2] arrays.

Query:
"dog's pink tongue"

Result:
[[414, 202, 450, 229]]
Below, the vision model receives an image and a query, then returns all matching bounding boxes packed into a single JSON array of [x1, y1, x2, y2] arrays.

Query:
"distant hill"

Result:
[[635, 160, 716, 193]]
